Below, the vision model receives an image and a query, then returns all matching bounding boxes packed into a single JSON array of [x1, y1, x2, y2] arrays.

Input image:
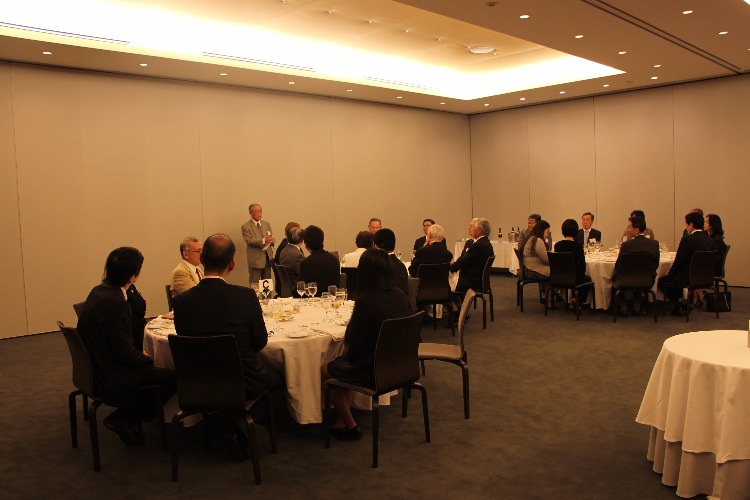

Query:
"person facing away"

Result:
[[343, 231, 374, 267], [278, 225, 305, 286], [373, 227, 410, 302], [409, 224, 453, 277], [297, 224, 341, 295]]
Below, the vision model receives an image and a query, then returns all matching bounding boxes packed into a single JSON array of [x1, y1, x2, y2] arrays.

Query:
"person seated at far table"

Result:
[[409, 224, 453, 277], [367, 217, 382, 234], [274, 221, 301, 264], [321, 248, 410, 441], [520, 220, 553, 308], [622, 210, 655, 241], [704, 214, 727, 277], [343, 231, 373, 267], [612, 215, 660, 316], [170, 236, 203, 298], [554, 219, 592, 309], [373, 228, 409, 302], [278, 225, 305, 285], [458, 218, 478, 259], [450, 217, 494, 308], [413, 218, 435, 251], [575, 212, 601, 247], [297, 225, 340, 296]]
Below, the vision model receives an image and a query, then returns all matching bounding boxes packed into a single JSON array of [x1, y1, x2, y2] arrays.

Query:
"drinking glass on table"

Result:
[[251, 283, 260, 298], [321, 292, 332, 322], [331, 293, 343, 317], [328, 285, 337, 296], [270, 300, 282, 323], [306, 282, 317, 302], [297, 281, 306, 301]]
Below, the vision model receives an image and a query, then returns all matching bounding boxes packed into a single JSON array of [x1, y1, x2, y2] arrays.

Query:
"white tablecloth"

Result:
[[144, 299, 386, 425], [636, 330, 750, 498], [584, 251, 674, 310], [453, 240, 519, 274]]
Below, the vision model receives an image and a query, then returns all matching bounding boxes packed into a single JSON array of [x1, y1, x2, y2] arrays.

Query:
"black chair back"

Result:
[[73, 302, 85, 318], [688, 251, 717, 289], [165, 285, 174, 311], [616, 253, 657, 289], [481, 256, 495, 293], [513, 247, 526, 274], [341, 267, 359, 300], [548, 252, 577, 288], [168, 335, 246, 412], [272, 263, 293, 298], [415, 263, 451, 304], [457, 290, 475, 355], [373, 312, 425, 394], [716, 244, 730, 279], [407, 277, 419, 312], [58, 322, 95, 397]]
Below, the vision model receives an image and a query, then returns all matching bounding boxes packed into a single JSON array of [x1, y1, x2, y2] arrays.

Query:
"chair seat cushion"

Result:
[[418, 343, 461, 361]]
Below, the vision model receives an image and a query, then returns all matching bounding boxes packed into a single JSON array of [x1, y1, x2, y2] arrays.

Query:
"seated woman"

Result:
[[521, 220, 552, 307], [705, 214, 727, 277], [553, 219, 591, 308], [321, 247, 410, 440]]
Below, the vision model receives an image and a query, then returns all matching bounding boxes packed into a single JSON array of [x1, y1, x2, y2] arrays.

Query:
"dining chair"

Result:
[[324, 312, 429, 468], [685, 251, 720, 322], [471, 256, 495, 329], [544, 252, 596, 320], [73, 302, 85, 318], [339, 272, 347, 290], [513, 247, 546, 312], [168, 334, 277, 484], [611, 252, 658, 323], [714, 244, 731, 298], [271, 263, 293, 298], [58, 321, 166, 471], [419, 290, 474, 419], [165, 284, 174, 311], [407, 277, 419, 312], [415, 263, 454, 336], [341, 266, 359, 300]]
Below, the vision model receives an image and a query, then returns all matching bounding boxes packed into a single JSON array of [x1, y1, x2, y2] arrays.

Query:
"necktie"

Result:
[[257, 222, 261, 230], [585, 230, 589, 242], [196, 268, 202, 281]]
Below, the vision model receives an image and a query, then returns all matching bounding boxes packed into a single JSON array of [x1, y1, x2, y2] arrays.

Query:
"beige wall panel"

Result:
[[0, 63, 28, 338], [330, 101, 472, 255], [470, 107, 530, 239], [593, 87, 676, 249], [198, 85, 335, 286], [13, 65, 202, 332], [526, 99, 597, 237], [673, 75, 750, 284]]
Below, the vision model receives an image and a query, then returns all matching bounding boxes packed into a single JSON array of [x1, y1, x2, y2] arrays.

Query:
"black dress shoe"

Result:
[[103, 416, 145, 446], [330, 427, 348, 441], [346, 426, 363, 441]]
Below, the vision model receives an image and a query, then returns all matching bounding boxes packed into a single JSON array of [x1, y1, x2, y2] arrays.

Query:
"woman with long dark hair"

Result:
[[521, 220, 553, 308], [705, 214, 728, 276]]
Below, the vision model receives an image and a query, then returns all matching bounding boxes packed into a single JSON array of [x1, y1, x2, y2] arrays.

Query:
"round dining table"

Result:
[[144, 298, 389, 425], [636, 330, 750, 498]]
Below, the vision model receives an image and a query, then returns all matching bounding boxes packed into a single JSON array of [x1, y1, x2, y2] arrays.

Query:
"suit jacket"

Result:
[[459, 239, 473, 259], [450, 236, 494, 293], [666, 230, 716, 289], [170, 260, 200, 297], [127, 284, 147, 352], [413, 235, 427, 251], [409, 242, 453, 277], [575, 228, 602, 246], [77, 283, 155, 406], [613, 235, 660, 281], [553, 239, 588, 282], [623, 227, 655, 241], [241, 218, 274, 270], [173, 278, 274, 398], [274, 238, 288, 264], [297, 249, 340, 295], [389, 253, 410, 302], [279, 243, 305, 285]]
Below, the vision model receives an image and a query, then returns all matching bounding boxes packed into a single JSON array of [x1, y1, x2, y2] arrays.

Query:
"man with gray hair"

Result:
[[278, 225, 305, 285], [450, 217, 494, 297], [170, 236, 203, 297], [408, 224, 453, 277], [241, 203, 275, 286]]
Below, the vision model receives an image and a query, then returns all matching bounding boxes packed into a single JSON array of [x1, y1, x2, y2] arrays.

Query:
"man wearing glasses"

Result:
[[170, 236, 203, 297]]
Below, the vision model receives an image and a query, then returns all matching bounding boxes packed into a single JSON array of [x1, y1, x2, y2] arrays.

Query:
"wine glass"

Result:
[[321, 292, 332, 322], [251, 283, 260, 298], [307, 282, 317, 302], [328, 285, 337, 296], [297, 281, 306, 301], [331, 293, 343, 318], [338, 288, 347, 303]]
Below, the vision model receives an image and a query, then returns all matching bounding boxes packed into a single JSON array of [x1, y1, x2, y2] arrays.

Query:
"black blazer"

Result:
[[274, 238, 289, 264], [613, 235, 660, 281], [77, 283, 155, 406], [553, 239, 588, 282], [173, 278, 273, 399], [575, 228, 602, 246], [413, 236, 427, 251], [297, 249, 340, 295], [127, 284, 146, 351], [409, 242, 453, 277], [389, 253, 410, 303], [666, 230, 716, 289], [450, 236, 494, 293]]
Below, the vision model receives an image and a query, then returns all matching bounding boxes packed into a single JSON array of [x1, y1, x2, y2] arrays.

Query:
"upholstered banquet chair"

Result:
[[271, 263, 293, 298], [471, 256, 495, 329], [324, 312, 429, 468], [685, 250, 720, 322], [419, 290, 474, 419], [168, 334, 277, 484], [545, 252, 595, 321], [513, 247, 546, 312], [611, 252, 658, 323], [714, 244, 731, 299], [415, 263, 454, 336]]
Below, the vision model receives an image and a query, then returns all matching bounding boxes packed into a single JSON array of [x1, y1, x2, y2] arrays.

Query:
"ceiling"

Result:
[[1, 0, 748, 114]]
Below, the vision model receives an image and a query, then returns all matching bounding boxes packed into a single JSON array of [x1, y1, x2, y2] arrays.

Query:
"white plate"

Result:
[[287, 330, 313, 338]]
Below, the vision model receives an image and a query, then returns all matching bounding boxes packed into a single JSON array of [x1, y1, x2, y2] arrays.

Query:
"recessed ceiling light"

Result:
[[219, 73, 228, 76], [519, 97, 526, 101], [519, 15, 529, 19], [719, 31, 728, 35], [42, 51, 52, 55], [289, 81, 295, 85], [440, 102, 445, 105], [139, 63, 148, 67], [575, 35, 584, 39], [618, 51, 627, 55], [560, 91, 566, 94], [469, 46, 494, 54], [326, 9, 333, 14], [367, 19, 374, 24], [346, 89, 352, 92], [651, 76, 658, 80], [396, 96, 403, 99], [603, 84, 610, 87], [405, 29, 410, 33], [683, 10, 693, 15], [484, 103, 490, 107], [437, 36, 444, 42], [653, 64, 662, 68]]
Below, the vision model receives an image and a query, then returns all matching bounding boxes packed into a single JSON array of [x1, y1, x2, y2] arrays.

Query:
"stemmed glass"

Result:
[[251, 283, 260, 298], [334, 289, 346, 318], [297, 281, 306, 302], [328, 285, 337, 296], [306, 282, 317, 303], [321, 292, 332, 322]]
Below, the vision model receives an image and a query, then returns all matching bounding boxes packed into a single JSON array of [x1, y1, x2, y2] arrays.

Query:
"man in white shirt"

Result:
[[343, 231, 374, 267], [170, 236, 203, 297]]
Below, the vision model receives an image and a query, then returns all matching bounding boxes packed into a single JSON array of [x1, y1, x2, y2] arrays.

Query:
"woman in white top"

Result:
[[521, 220, 551, 279]]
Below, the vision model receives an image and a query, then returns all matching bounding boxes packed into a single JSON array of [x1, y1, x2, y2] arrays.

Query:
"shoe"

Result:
[[671, 304, 686, 316], [103, 416, 145, 446], [346, 426, 363, 441], [330, 427, 348, 441], [694, 298, 704, 309], [228, 432, 249, 462]]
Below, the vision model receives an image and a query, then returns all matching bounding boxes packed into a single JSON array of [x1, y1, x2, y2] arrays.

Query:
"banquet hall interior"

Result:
[[1, 1, 749, 498]]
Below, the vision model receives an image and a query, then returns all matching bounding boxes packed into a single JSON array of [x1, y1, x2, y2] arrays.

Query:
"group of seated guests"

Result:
[[518, 208, 728, 315]]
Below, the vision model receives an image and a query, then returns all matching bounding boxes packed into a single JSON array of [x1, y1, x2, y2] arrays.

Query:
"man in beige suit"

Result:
[[170, 236, 203, 297], [241, 203, 275, 286]]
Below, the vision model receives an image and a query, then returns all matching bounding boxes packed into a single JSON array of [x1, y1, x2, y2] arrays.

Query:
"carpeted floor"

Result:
[[1, 275, 746, 499]]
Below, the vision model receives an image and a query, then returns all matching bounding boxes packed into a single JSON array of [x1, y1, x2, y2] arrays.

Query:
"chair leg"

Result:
[[686, 289, 692, 322], [402, 387, 409, 418], [265, 393, 278, 454], [481, 297, 487, 329], [591, 285, 596, 313], [412, 383, 431, 444], [246, 420, 262, 485], [648, 291, 658, 323], [489, 292, 494, 322], [461, 363, 470, 419], [432, 304, 437, 330], [89, 401, 102, 472], [82, 394, 89, 421], [544, 287, 551, 316], [372, 398, 380, 468], [420, 359, 426, 376], [323, 386, 331, 449], [518, 283, 524, 311], [713, 286, 720, 319], [472, 295, 477, 310], [170, 415, 182, 482], [69, 391, 79, 448], [573, 290, 580, 321]]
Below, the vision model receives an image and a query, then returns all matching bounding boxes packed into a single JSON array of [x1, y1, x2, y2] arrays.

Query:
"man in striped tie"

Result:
[[170, 236, 203, 297]]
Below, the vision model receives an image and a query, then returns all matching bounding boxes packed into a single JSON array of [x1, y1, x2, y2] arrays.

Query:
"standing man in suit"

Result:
[[368, 218, 382, 234], [575, 212, 602, 246], [373, 228, 410, 302], [413, 219, 435, 251], [297, 225, 340, 295], [612, 216, 660, 315], [77, 247, 176, 446], [278, 225, 305, 285], [658, 211, 716, 314], [170, 236, 203, 298], [450, 218, 494, 298], [241, 203, 275, 287], [409, 224, 453, 277]]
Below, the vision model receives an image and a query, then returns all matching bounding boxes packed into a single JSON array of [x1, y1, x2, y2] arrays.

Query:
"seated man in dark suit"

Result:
[[373, 227, 410, 304], [575, 212, 602, 246], [413, 218, 435, 251], [77, 247, 176, 446], [274, 221, 301, 264], [450, 217, 494, 307], [658, 211, 716, 314], [517, 214, 552, 251], [409, 224, 453, 277], [612, 216, 660, 315], [278, 225, 305, 285], [297, 225, 340, 295]]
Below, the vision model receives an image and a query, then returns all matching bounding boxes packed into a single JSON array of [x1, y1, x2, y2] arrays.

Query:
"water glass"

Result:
[[328, 285, 337, 296], [296, 281, 306, 300], [306, 282, 317, 301], [321, 292, 332, 322]]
